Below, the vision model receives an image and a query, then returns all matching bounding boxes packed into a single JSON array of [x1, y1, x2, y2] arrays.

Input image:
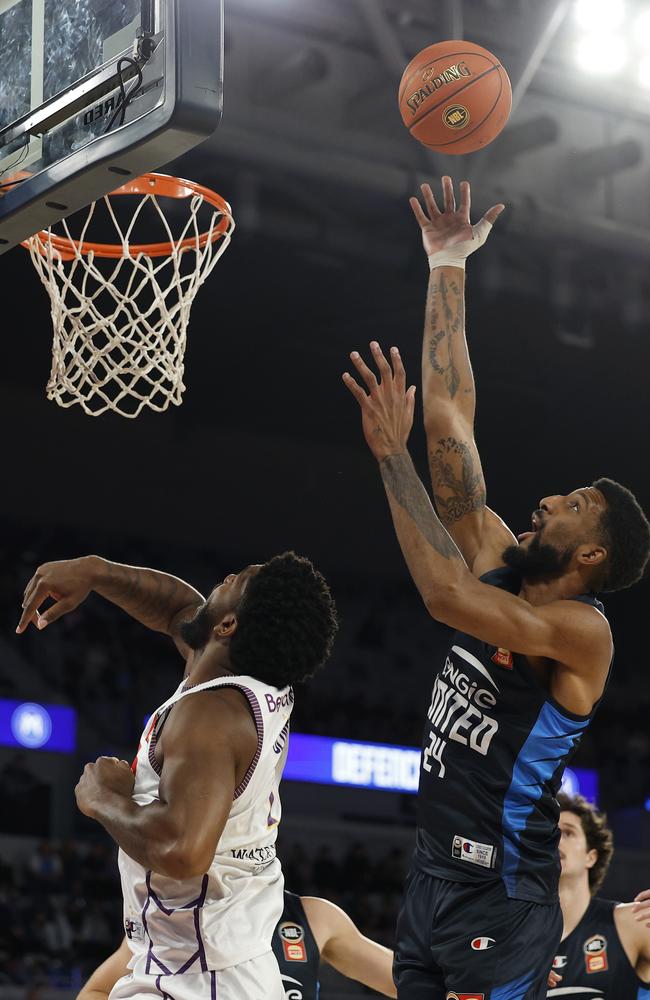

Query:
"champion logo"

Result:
[[552, 955, 567, 969], [470, 937, 495, 951], [446, 993, 485, 1000], [463, 842, 473, 853]]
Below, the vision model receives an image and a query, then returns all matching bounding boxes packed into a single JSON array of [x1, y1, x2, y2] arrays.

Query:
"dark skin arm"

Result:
[[411, 178, 515, 577], [75, 688, 258, 878], [17, 555, 204, 657], [343, 343, 612, 714]]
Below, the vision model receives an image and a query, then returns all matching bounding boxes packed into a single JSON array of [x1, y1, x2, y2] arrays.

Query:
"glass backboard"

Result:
[[0, 0, 223, 253]]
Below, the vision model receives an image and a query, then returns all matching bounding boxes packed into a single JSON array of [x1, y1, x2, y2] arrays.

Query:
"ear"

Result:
[[212, 613, 239, 640], [576, 543, 607, 567], [585, 848, 598, 871]]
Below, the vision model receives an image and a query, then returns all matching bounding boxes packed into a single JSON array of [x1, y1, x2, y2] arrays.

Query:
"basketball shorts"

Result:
[[108, 951, 285, 1000], [394, 868, 563, 1000]]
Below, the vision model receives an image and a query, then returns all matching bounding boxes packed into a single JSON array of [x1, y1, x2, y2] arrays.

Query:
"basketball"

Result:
[[398, 40, 512, 154]]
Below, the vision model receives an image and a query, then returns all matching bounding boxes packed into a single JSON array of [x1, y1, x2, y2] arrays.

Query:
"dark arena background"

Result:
[[1, 1, 650, 998]]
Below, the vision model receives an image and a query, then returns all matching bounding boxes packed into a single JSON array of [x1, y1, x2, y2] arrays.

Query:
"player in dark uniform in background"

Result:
[[547, 793, 650, 998], [76, 890, 397, 999], [343, 175, 650, 999]]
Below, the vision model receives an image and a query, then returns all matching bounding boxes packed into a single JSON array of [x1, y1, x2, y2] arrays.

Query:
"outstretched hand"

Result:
[[342, 342, 416, 462], [410, 176, 504, 258], [17, 557, 96, 633]]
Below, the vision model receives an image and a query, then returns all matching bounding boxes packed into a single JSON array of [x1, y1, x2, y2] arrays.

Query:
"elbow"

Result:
[[156, 842, 213, 880], [423, 579, 466, 625]]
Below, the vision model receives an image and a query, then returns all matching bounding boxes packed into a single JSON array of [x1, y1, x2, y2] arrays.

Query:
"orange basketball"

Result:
[[398, 40, 512, 155]]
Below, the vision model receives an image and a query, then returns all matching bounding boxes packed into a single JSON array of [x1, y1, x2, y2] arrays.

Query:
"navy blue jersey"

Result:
[[272, 891, 320, 1000], [415, 567, 610, 904], [550, 898, 650, 998]]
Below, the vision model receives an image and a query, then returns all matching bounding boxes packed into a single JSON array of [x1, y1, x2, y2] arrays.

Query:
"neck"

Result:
[[184, 647, 234, 686], [559, 875, 592, 940], [519, 571, 590, 606]]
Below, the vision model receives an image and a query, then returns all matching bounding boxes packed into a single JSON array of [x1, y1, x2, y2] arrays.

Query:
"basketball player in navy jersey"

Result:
[[546, 793, 650, 997], [17, 553, 338, 1000], [343, 175, 650, 999], [75, 890, 397, 1000]]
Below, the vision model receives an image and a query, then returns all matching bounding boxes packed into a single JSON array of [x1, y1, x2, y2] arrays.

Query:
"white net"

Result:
[[25, 176, 234, 417]]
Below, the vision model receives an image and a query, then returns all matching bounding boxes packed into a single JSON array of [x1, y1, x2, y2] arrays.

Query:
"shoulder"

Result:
[[162, 685, 258, 755], [548, 599, 612, 654], [614, 901, 644, 942]]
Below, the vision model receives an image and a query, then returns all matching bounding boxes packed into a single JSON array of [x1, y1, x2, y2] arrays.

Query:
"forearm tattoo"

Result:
[[100, 563, 195, 631], [380, 453, 461, 560], [428, 272, 463, 400], [429, 436, 486, 525]]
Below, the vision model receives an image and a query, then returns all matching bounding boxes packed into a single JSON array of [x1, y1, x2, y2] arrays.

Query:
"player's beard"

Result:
[[179, 601, 213, 650], [502, 532, 573, 580]]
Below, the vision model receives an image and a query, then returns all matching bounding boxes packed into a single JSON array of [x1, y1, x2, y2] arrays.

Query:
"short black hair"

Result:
[[592, 478, 650, 591], [558, 792, 614, 895], [229, 551, 338, 687]]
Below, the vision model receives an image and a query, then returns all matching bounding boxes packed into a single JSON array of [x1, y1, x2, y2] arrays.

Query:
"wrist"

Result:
[[83, 554, 107, 590], [427, 249, 467, 272]]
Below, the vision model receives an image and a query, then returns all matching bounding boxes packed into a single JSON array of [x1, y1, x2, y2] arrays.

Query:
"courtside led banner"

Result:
[[284, 733, 598, 802], [0, 700, 76, 753]]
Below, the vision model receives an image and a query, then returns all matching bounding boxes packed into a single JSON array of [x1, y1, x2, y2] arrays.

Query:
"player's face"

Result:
[[558, 811, 596, 882], [503, 487, 607, 580], [179, 564, 262, 650]]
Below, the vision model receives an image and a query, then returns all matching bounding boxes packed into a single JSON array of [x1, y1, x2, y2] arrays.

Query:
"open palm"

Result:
[[410, 176, 503, 257]]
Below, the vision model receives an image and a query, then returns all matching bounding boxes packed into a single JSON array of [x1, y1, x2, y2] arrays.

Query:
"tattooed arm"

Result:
[[344, 344, 612, 705], [17, 556, 203, 657], [411, 178, 515, 576]]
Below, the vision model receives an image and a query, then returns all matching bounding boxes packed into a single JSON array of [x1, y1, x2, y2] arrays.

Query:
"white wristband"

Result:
[[427, 217, 494, 272]]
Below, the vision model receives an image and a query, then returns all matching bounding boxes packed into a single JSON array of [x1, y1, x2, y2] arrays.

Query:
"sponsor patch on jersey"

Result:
[[583, 933, 608, 974], [446, 993, 485, 1000], [470, 937, 495, 951], [491, 647, 513, 669], [552, 955, 567, 969], [279, 921, 307, 962], [124, 917, 145, 942], [452, 834, 495, 869]]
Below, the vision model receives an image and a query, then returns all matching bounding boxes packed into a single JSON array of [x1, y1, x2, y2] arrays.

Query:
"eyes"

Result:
[[569, 500, 580, 512]]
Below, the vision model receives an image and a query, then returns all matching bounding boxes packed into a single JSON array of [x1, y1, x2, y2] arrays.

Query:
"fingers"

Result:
[[348, 350, 380, 394], [406, 384, 417, 424], [483, 203, 505, 226], [442, 175, 456, 213], [342, 371, 368, 404], [389, 346, 407, 395], [16, 581, 50, 634], [370, 341, 392, 382], [634, 889, 650, 902], [37, 598, 77, 629], [409, 196, 430, 229], [419, 183, 441, 218], [459, 179, 471, 218]]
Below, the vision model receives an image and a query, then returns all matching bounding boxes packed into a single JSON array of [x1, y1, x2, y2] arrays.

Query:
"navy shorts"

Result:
[[394, 868, 562, 1000]]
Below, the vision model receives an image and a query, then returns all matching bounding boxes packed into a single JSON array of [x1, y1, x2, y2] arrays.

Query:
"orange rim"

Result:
[[23, 173, 233, 261]]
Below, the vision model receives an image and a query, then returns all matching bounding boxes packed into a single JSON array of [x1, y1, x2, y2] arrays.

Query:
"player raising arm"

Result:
[[342, 331, 649, 998]]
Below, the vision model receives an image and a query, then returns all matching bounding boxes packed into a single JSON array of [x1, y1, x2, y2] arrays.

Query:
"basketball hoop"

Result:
[[23, 173, 235, 418]]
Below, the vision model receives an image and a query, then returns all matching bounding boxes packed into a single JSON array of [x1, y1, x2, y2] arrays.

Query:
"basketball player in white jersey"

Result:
[[17, 552, 338, 1000]]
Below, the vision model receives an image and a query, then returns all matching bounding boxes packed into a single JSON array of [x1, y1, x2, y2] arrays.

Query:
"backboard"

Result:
[[0, 0, 223, 254]]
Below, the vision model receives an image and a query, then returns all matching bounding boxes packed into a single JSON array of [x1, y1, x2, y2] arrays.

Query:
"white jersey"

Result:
[[118, 674, 293, 975]]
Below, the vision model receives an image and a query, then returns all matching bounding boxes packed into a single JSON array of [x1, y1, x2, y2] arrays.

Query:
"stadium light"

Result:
[[575, 35, 628, 75], [574, 0, 625, 31]]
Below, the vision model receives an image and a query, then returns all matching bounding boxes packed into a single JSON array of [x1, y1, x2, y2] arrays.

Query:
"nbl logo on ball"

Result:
[[443, 105, 470, 130]]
